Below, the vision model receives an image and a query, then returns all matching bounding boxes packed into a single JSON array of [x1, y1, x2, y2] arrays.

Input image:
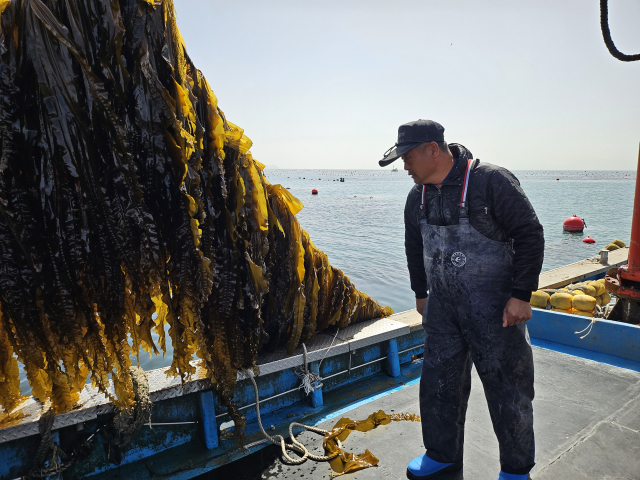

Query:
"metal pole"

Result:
[[619, 143, 640, 283]]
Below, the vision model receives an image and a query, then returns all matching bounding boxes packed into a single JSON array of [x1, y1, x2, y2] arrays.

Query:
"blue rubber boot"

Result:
[[406, 454, 462, 479], [497, 472, 530, 480]]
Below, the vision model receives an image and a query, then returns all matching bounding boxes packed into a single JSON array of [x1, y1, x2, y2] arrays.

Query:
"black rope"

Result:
[[24, 401, 80, 479], [24, 368, 151, 477], [25, 402, 59, 478], [600, 0, 640, 61], [102, 367, 152, 465]]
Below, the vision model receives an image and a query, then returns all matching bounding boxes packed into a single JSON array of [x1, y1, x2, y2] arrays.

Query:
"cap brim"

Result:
[[378, 143, 420, 167]]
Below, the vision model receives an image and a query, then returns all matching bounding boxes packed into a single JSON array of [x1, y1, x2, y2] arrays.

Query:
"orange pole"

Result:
[[619, 143, 640, 283]]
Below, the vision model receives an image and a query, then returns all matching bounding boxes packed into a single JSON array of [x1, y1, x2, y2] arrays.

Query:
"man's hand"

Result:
[[502, 297, 532, 327], [416, 297, 427, 315]]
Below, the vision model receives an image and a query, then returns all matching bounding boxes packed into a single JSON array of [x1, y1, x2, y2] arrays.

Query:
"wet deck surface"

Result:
[[206, 345, 640, 480]]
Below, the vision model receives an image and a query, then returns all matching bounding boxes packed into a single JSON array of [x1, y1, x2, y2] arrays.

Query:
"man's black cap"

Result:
[[378, 119, 445, 167]]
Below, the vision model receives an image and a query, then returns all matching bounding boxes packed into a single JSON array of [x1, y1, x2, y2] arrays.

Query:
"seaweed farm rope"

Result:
[[0, 0, 393, 433]]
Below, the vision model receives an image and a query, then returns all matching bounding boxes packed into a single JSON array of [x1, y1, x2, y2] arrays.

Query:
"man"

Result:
[[379, 120, 544, 480]]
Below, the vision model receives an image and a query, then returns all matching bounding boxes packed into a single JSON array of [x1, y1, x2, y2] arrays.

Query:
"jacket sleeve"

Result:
[[404, 189, 428, 299], [489, 168, 544, 300]]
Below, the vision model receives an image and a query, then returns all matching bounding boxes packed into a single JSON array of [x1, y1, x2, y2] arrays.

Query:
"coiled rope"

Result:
[[244, 370, 342, 464], [241, 347, 344, 466], [600, 0, 640, 61]]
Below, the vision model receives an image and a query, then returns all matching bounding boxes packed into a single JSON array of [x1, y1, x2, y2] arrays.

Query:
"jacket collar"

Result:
[[438, 143, 472, 186]]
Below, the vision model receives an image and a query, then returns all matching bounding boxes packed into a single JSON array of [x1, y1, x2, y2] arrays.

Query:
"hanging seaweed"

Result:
[[0, 0, 392, 426]]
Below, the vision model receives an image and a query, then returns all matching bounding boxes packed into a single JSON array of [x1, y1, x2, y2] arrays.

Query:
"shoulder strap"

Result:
[[420, 157, 477, 213], [459, 158, 474, 208], [459, 158, 478, 218]]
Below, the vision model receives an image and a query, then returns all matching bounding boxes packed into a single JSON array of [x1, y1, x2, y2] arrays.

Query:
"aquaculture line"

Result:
[[0, 0, 392, 437]]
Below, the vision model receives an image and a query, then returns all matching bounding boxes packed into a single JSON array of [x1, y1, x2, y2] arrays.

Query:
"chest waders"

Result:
[[418, 159, 535, 474]]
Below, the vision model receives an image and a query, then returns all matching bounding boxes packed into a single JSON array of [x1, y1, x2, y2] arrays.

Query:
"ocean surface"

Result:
[[16, 169, 637, 393], [270, 169, 635, 316]]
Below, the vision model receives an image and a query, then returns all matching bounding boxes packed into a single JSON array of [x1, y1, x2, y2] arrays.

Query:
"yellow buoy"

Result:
[[571, 290, 585, 296], [550, 292, 573, 310], [589, 281, 605, 296], [612, 239, 626, 248], [551, 307, 572, 314], [530, 291, 550, 308], [572, 294, 597, 312], [605, 243, 620, 251], [580, 284, 597, 297], [600, 292, 612, 305]]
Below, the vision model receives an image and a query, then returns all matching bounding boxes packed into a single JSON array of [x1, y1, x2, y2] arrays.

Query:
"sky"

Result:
[[173, 0, 640, 171]]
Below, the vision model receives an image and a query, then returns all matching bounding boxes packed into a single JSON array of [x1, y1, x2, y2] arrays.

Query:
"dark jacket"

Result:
[[404, 144, 544, 302]]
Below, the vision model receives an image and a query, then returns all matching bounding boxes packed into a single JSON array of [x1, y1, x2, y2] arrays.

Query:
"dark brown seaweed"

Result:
[[0, 0, 392, 428]]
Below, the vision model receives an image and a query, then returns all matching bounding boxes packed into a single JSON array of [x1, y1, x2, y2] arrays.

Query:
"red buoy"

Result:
[[311, 189, 318, 195], [563, 214, 585, 232], [583, 236, 595, 244]]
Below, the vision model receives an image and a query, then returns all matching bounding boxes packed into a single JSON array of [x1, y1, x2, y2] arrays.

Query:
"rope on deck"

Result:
[[242, 368, 342, 464]]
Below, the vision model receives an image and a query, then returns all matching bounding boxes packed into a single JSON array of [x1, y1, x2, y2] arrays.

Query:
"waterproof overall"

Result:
[[419, 159, 535, 474]]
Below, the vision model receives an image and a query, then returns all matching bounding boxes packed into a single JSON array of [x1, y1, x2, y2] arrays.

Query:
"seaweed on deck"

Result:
[[0, 0, 392, 432]]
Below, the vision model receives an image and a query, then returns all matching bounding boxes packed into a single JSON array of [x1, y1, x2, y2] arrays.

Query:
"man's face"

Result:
[[402, 143, 436, 184]]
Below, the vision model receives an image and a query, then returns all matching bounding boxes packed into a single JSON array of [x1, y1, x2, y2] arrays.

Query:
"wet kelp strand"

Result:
[[0, 0, 392, 434]]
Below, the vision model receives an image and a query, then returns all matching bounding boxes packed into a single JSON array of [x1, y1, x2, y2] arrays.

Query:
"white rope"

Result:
[[296, 343, 322, 395], [574, 317, 599, 339], [295, 328, 341, 394], [242, 369, 342, 464], [318, 328, 340, 371]]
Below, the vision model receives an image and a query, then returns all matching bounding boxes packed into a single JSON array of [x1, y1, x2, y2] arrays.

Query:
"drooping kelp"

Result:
[[0, 0, 392, 425]]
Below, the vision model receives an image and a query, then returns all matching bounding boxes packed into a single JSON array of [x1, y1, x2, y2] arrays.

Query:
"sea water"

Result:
[[16, 169, 636, 393], [276, 169, 635, 315]]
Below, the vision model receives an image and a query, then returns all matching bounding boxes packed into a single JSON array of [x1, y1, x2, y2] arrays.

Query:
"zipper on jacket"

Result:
[[437, 187, 444, 224]]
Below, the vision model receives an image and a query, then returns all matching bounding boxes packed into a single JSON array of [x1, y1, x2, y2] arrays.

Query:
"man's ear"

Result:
[[427, 141, 439, 157]]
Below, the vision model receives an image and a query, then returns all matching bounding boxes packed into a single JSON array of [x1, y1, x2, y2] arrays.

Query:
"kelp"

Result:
[[323, 410, 421, 478], [0, 0, 392, 428]]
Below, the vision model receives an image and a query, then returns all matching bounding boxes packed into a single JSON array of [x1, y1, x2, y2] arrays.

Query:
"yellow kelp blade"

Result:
[[323, 410, 421, 477]]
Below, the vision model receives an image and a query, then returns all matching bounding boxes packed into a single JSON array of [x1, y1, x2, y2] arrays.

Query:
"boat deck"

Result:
[[218, 343, 640, 480], [538, 246, 628, 289]]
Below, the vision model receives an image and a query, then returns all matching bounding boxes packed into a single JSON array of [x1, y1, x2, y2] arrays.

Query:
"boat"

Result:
[[3, 152, 638, 478], [1, 244, 638, 479], [2, 4, 639, 477], [391, 166, 398, 172]]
